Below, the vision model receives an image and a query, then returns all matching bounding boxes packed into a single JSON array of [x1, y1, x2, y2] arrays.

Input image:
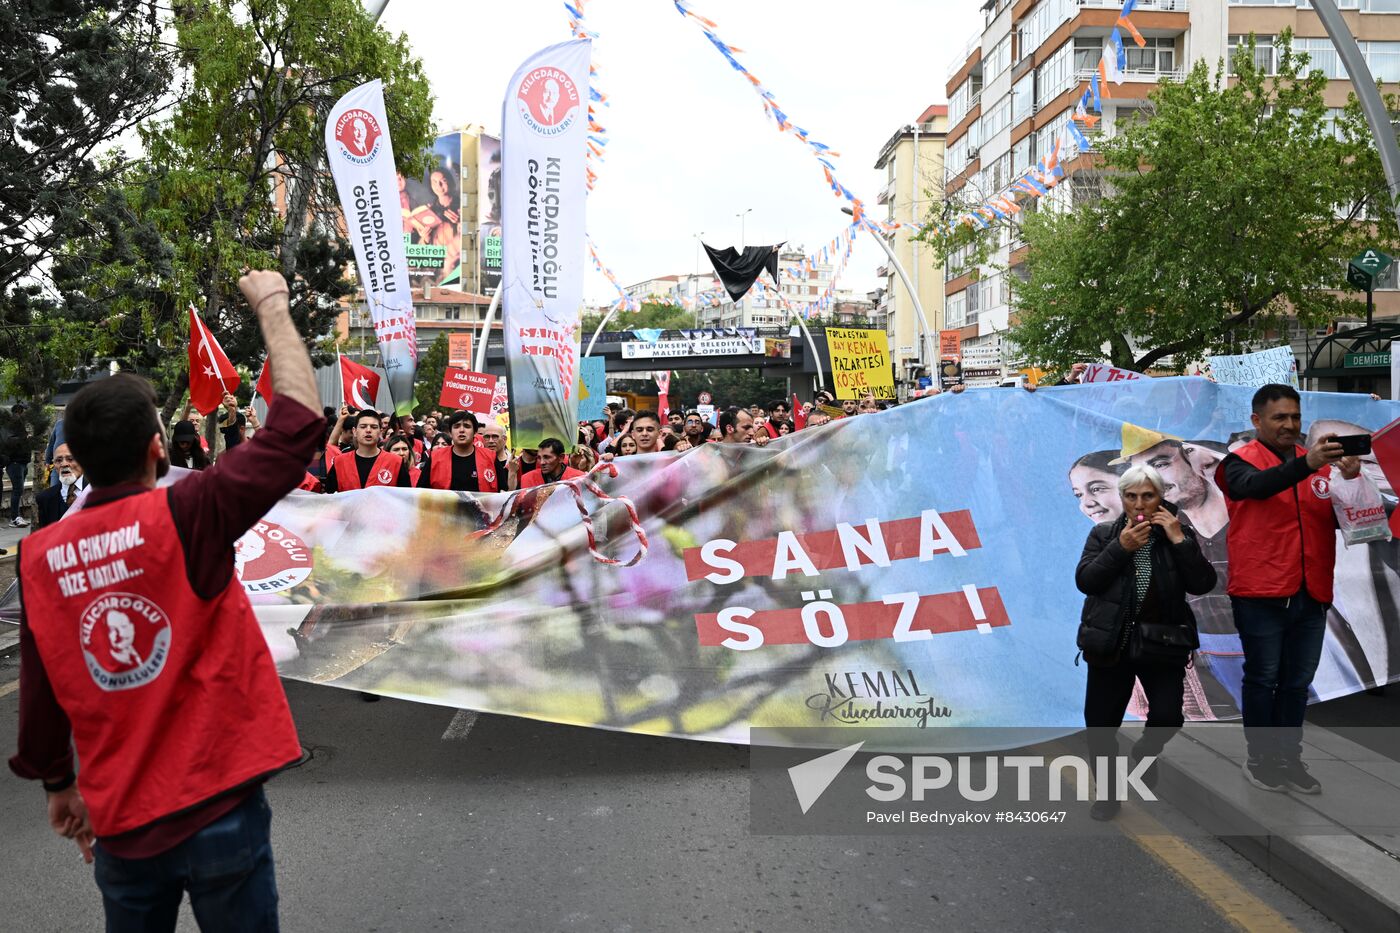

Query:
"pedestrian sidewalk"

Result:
[[1137, 722, 1400, 932], [0, 520, 29, 557]]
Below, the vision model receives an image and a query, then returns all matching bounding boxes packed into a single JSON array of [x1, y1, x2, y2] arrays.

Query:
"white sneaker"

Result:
[[10, 516, 29, 527]]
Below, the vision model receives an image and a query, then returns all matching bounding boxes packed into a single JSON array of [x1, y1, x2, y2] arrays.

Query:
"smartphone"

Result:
[[1336, 434, 1372, 456]]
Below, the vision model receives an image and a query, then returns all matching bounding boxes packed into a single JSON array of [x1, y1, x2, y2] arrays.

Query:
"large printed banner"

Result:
[[501, 40, 590, 449], [8, 381, 1394, 750], [205, 379, 1395, 749], [325, 80, 417, 416]]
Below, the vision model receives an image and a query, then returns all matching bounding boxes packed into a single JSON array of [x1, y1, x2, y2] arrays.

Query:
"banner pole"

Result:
[[474, 286, 502, 373], [585, 304, 621, 358]]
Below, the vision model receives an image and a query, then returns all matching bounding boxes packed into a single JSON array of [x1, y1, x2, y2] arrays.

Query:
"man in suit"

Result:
[[33, 443, 84, 529]]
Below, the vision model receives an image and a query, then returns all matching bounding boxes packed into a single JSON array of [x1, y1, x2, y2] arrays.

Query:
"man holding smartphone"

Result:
[[1215, 384, 1361, 795]]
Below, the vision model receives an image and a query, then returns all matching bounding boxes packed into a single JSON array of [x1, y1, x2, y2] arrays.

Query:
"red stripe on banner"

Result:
[[681, 510, 982, 582], [693, 586, 1011, 648]]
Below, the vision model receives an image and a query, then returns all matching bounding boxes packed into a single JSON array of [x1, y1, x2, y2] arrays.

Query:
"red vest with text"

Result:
[[427, 445, 499, 492], [18, 489, 300, 837], [332, 450, 401, 491], [1216, 440, 1337, 603]]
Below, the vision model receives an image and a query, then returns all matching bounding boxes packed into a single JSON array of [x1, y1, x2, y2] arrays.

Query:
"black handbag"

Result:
[[1126, 620, 1196, 665]]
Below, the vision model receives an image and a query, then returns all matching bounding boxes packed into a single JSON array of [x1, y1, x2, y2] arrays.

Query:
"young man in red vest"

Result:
[[518, 437, 584, 489], [1215, 383, 1360, 795], [322, 409, 408, 493], [418, 410, 499, 492], [9, 269, 321, 930]]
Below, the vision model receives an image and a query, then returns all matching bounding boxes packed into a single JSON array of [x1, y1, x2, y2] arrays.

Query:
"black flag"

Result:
[[703, 243, 783, 302]]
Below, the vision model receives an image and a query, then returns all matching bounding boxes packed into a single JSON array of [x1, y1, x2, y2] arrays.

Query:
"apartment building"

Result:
[[693, 247, 837, 328], [942, 0, 1400, 386], [873, 105, 950, 390]]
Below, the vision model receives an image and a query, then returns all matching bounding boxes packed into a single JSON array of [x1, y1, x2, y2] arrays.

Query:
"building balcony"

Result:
[[1076, 0, 1187, 10], [1074, 65, 1185, 87], [946, 30, 983, 83], [876, 177, 898, 205], [876, 264, 891, 280]]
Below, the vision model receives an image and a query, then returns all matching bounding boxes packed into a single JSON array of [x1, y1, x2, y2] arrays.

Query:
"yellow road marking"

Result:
[[0, 678, 19, 698], [1117, 798, 1298, 932]]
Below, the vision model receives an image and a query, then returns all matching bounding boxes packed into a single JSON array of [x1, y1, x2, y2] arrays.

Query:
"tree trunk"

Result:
[[161, 370, 189, 426]]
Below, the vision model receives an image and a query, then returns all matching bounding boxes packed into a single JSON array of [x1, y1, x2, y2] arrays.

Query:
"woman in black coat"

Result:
[[1075, 463, 1217, 820]]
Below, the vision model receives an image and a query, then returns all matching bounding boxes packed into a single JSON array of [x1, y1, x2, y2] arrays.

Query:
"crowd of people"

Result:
[[144, 383, 931, 496]]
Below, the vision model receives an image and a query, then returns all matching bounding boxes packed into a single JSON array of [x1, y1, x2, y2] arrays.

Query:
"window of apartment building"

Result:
[[945, 138, 965, 181], [1229, 0, 1293, 6], [444, 307, 462, 320], [966, 279, 983, 323], [987, 36, 1012, 80], [990, 151, 1012, 191], [1011, 134, 1034, 175], [1012, 72, 1036, 125], [1227, 35, 1277, 75], [946, 291, 967, 328], [1126, 37, 1176, 74], [949, 75, 983, 126], [1036, 109, 1070, 162], [983, 94, 1012, 137], [1018, 0, 1075, 65], [1073, 37, 1102, 72], [1036, 42, 1074, 110], [1362, 42, 1400, 82]]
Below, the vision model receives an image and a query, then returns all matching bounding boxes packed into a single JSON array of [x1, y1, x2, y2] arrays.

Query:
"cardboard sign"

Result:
[[1081, 363, 1146, 383], [447, 333, 473, 367], [440, 367, 497, 415], [827, 327, 895, 400]]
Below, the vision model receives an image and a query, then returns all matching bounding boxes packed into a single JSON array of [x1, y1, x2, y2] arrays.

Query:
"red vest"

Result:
[[427, 445, 499, 492], [18, 489, 300, 837], [332, 450, 401, 491], [519, 465, 585, 489], [1217, 440, 1337, 603]]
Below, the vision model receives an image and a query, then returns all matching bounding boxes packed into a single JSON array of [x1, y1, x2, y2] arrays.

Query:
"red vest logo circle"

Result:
[[235, 520, 313, 594], [79, 592, 172, 691], [1311, 476, 1331, 499], [377, 468, 393, 485], [483, 468, 495, 485], [516, 67, 580, 136], [458, 392, 474, 409], [333, 108, 383, 165]]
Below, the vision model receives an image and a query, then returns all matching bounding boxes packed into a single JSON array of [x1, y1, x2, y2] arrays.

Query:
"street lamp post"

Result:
[[843, 206, 939, 391], [693, 231, 704, 328], [736, 208, 753, 326]]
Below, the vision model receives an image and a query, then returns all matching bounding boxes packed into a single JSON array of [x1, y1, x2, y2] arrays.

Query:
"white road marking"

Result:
[[0, 678, 20, 699], [441, 710, 479, 741]]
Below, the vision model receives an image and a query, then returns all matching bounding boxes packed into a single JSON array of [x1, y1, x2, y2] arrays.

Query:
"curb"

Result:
[[1153, 731, 1400, 933]]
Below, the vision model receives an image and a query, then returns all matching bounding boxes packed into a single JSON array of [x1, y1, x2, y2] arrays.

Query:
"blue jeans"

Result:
[[1231, 593, 1328, 760], [94, 787, 279, 933], [6, 460, 25, 519]]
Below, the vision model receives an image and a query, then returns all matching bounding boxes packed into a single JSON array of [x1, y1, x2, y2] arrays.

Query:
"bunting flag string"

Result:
[[565, 0, 611, 191], [942, 0, 1141, 231], [588, 236, 639, 312]]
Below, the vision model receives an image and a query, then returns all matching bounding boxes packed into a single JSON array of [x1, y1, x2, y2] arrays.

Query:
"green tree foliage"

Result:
[[580, 301, 699, 338], [0, 0, 173, 405], [666, 369, 790, 411], [929, 34, 1396, 374], [412, 334, 449, 416], [57, 0, 435, 414]]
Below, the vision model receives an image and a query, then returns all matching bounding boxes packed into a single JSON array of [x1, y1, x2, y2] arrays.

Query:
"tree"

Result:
[[0, 0, 173, 404], [57, 0, 435, 417], [412, 334, 449, 416], [933, 34, 1397, 374], [580, 301, 699, 339]]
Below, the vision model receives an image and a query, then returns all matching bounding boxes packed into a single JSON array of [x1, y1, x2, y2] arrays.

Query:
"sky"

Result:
[[377, 0, 983, 305]]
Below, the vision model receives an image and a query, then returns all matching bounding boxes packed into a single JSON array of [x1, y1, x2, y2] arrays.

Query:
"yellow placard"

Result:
[[826, 327, 895, 400]]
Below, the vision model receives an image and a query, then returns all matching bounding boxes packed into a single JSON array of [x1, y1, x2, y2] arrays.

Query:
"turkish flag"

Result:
[[187, 304, 240, 415], [255, 358, 274, 402], [1371, 416, 1400, 537], [340, 355, 381, 411], [792, 393, 806, 430]]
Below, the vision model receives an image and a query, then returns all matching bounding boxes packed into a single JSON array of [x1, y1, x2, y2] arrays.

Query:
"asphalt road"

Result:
[[0, 655, 1346, 933]]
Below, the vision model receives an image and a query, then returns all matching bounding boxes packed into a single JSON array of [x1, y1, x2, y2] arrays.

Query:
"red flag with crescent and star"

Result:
[[339, 355, 381, 412], [186, 304, 241, 415]]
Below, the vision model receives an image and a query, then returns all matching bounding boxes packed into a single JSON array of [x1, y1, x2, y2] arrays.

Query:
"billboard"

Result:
[[477, 133, 502, 294], [399, 132, 465, 288]]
